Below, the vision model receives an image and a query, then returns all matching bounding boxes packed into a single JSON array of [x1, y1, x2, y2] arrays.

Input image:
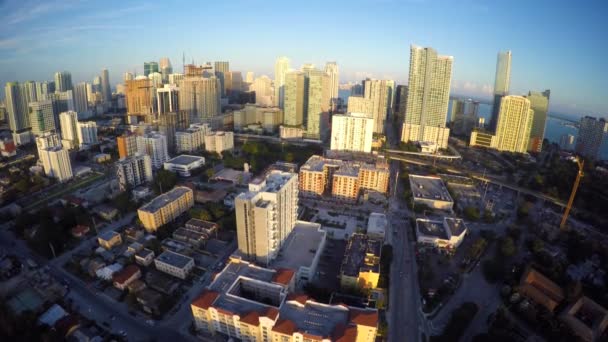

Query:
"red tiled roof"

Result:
[[191, 290, 220, 310], [286, 293, 308, 305], [349, 308, 378, 327], [272, 319, 297, 335], [71, 225, 90, 236], [112, 265, 140, 284], [262, 307, 279, 320], [240, 311, 260, 326], [272, 268, 295, 285], [333, 324, 358, 342]]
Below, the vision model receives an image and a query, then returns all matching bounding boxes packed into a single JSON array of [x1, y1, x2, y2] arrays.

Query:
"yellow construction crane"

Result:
[[560, 157, 584, 230]]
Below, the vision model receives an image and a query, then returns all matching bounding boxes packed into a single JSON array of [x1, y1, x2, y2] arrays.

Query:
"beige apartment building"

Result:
[[495, 95, 533, 153], [137, 186, 194, 231]]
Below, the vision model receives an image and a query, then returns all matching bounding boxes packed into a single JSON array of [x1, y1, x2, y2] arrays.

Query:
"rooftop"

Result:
[[185, 218, 218, 234], [98, 230, 120, 242], [155, 250, 193, 269], [136, 248, 154, 259], [165, 155, 205, 166], [444, 217, 467, 236], [367, 213, 387, 236], [139, 186, 192, 213], [277, 297, 350, 338], [340, 234, 382, 277], [272, 221, 325, 272], [112, 264, 140, 284], [409, 174, 453, 203], [416, 219, 449, 240]]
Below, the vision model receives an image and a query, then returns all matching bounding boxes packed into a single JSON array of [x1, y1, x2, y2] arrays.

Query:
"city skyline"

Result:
[[0, 0, 606, 117]]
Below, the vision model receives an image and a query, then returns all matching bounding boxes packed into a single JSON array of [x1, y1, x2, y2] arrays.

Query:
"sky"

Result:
[[0, 0, 607, 117]]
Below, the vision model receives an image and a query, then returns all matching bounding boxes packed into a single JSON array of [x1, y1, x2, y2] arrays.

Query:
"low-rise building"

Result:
[[409, 174, 454, 210], [163, 155, 205, 177], [340, 233, 382, 290], [137, 186, 194, 232], [415, 217, 467, 250], [71, 225, 90, 238], [136, 289, 164, 315], [469, 130, 498, 149], [367, 213, 387, 241], [112, 264, 141, 290], [135, 248, 155, 266], [154, 250, 195, 279], [93, 205, 119, 221], [518, 268, 564, 313], [97, 231, 122, 250], [560, 296, 608, 342]]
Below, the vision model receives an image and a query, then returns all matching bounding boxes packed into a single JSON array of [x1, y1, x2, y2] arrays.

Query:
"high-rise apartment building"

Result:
[[50, 90, 75, 130], [54, 71, 73, 92], [401, 45, 453, 148], [116, 153, 153, 191], [73, 82, 90, 116], [35, 131, 61, 152], [394, 85, 409, 122], [28, 100, 56, 136], [214, 61, 229, 96], [347, 96, 374, 118], [304, 69, 330, 139], [204, 131, 234, 155], [245, 71, 254, 84], [251, 75, 273, 106], [235, 170, 299, 265], [274, 56, 290, 108], [100, 69, 111, 103], [495, 96, 533, 153], [575, 116, 607, 160], [39, 146, 73, 182], [159, 57, 172, 83], [35, 81, 53, 100], [157, 84, 179, 114], [126, 78, 155, 119], [450, 99, 479, 136], [331, 112, 374, 153], [178, 76, 221, 120], [489, 51, 512, 132], [117, 133, 138, 159], [77, 121, 99, 147], [92, 76, 102, 93], [169, 73, 184, 85], [124, 72, 134, 82], [59, 111, 79, 149], [137, 132, 169, 169], [526, 90, 551, 152], [325, 62, 339, 110], [175, 123, 210, 153], [138, 187, 194, 231], [5, 82, 30, 133], [283, 71, 306, 126], [363, 79, 392, 134], [144, 62, 159, 77]]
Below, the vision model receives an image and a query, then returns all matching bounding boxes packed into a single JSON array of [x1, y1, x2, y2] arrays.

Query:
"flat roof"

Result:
[[272, 221, 325, 271], [340, 234, 381, 277], [278, 298, 350, 338], [139, 186, 191, 213], [98, 230, 120, 241], [136, 248, 154, 258], [444, 218, 467, 236], [165, 155, 204, 166], [416, 219, 449, 239], [409, 174, 453, 203], [185, 218, 218, 233], [367, 213, 387, 235], [155, 250, 193, 269]]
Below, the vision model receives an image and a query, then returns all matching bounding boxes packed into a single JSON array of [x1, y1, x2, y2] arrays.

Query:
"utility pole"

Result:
[[560, 158, 584, 230]]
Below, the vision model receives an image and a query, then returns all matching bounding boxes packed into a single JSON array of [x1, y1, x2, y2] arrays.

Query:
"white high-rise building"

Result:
[[330, 112, 374, 153], [175, 123, 210, 153], [324, 62, 339, 110], [169, 73, 184, 85], [124, 72, 134, 82], [101, 69, 112, 103], [35, 131, 61, 153], [401, 45, 453, 149], [137, 132, 169, 169], [116, 153, 153, 191], [362, 79, 392, 134], [495, 96, 533, 153], [28, 100, 55, 136], [73, 82, 90, 117], [77, 121, 98, 147], [39, 146, 73, 182], [235, 170, 299, 265], [204, 131, 234, 155], [54, 71, 73, 92], [59, 111, 79, 149], [274, 56, 290, 109], [157, 84, 179, 115]]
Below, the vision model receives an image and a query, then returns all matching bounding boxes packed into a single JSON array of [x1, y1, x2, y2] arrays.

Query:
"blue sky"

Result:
[[0, 0, 606, 116]]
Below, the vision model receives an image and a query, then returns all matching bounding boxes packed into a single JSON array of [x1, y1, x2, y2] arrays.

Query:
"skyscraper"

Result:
[[214, 61, 229, 97], [283, 71, 306, 126], [363, 79, 392, 134], [126, 78, 155, 119], [77, 121, 99, 147], [144, 62, 159, 77], [495, 96, 533, 153], [251, 75, 273, 106], [235, 170, 299, 265], [40, 146, 73, 182], [178, 76, 221, 120], [101, 69, 112, 103], [450, 98, 479, 136], [575, 116, 607, 160], [401, 45, 453, 148], [59, 111, 79, 149], [137, 132, 169, 169], [54, 71, 73, 92], [4, 82, 30, 133], [331, 112, 374, 153], [29, 100, 56, 136], [124, 72, 134, 82], [245, 71, 254, 84], [489, 51, 512, 132], [347, 96, 374, 117], [325, 62, 339, 110], [157, 84, 179, 115], [526, 90, 550, 152], [117, 133, 138, 159], [159, 57, 173, 83], [73, 83, 90, 116], [274, 56, 290, 109], [393, 85, 408, 122], [116, 153, 153, 191], [304, 69, 331, 139]]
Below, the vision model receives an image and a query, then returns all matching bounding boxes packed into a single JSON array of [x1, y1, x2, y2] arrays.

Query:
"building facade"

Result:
[[137, 132, 169, 169], [274, 56, 290, 109], [116, 153, 153, 191], [204, 131, 234, 155], [178, 76, 221, 120], [28, 100, 55, 136], [489, 51, 512, 132], [526, 90, 551, 152], [495, 96, 533, 153], [59, 111, 79, 149], [175, 123, 210, 153], [117, 133, 138, 159], [283, 71, 306, 127], [330, 112, 374, 153], [138, 186, 194, 231], [575, 116, 607, 160], [77, 121, 98, 147]]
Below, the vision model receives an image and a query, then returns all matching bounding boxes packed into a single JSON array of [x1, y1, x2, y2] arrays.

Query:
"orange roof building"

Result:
[[518, 268, 564, 312]]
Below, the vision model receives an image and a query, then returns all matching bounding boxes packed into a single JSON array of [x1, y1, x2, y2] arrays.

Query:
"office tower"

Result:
[[5, 82, 30, 133], [144, 61, 159, 77], [157, 84, 179, 115], [86, 83, 94, 105], [228, 71, 243, 93], [575, 116, 608, 160], [526, 90, 551, 152], [325, 62, 339, 110], [251, 75, 273, 106], [117, 133, 137, 159], [274, 56, 290, 108], [394, 85, 408, 121], [59, 111, 79, 149], [450, 99, 479, 136], [100, 68, 111, 103], [494, 96, 533, 153], [159, 57, 172, 83], [126, 78, 155, 119], [304, 69, 331, 139], [178, 76, 221, 120], [331, 112, 374, 153], [54, 71, 73, 92], [169, 73, 184, 85], [73, 82, 89, 115], [560, 134, 575, 151], [77, 121, 98, 146], [23, 81, 38, 103], [235, 170, 298, 265], [359, 79, 392, 134], [283, 71, 306, 126], [214, 61, 229, 96], [116, 153, 153, 191], [137, 132, 169, 169], [401, 45, 453, 148], [35, 81, 52, 100], [50, 90, 74, 130], [347, 96, 374, 117], [92, 76, 102, 93], [124, 72, 134, 82], [39, 146, 73, 182], [489, 51, 512, 132], [245, 71, 254, 84], [29, 100, 56, 136]]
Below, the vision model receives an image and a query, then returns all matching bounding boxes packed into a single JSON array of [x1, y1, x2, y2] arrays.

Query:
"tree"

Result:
[[463, 206, 480, 221], [482, 258, 505, 283], [500, 237, 516, 257], [190, 208, 213, 221], [152, 169, 177, 194]]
